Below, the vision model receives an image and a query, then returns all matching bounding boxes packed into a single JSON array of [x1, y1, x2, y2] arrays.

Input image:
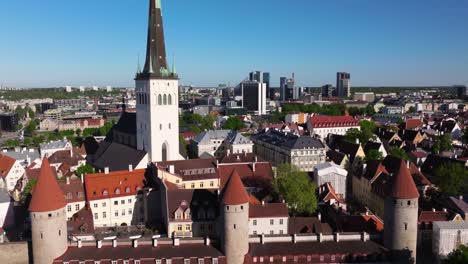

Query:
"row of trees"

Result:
[[179, 113, 216, 134]]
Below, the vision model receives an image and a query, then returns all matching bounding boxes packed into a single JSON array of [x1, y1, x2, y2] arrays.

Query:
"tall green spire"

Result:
[[171, 54, 177, 75]]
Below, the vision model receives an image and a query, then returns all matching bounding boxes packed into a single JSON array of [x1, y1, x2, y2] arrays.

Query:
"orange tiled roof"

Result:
[[0, 154, 15, 178], [391, 160, 420, 199], [29, 159, 66, 212], [84, 169, 145, 201], [221, 170, 249, 205]]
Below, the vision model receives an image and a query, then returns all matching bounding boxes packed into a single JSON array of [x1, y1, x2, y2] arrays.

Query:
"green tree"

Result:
[[344, 120, 376, 144], [407, 106, 416, 114], [433, 163, 468, 195], [223, 117, 246, 130], [76, 165, 95, 178], [390, 147, 410, 160], [20, 178, 37, 202], [365, 149, 383, 162], [189, 125, 202, 134], [273, 164, 317, 216], [75, 128, 82, 136], [443, 245, 468, 264], [27, 107, 36, 119], [24, 119, 39, 137]]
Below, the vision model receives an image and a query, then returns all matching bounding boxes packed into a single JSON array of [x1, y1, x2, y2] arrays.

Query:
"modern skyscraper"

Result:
[[279, 77, 287, 101], [242, 80, 267, 115], [280, 74, 296, 101], [455, 85, 467, 99], [321, 84, 335, 98], [336, 72, 351, 98], [135, 0, 181, 162]]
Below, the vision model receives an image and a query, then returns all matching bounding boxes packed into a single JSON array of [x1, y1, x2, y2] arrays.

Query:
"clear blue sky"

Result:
[[1, 0, 467, 88]]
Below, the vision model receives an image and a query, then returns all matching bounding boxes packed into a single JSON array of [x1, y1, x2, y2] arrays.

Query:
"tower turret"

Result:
[[384, 160, 419, 263], [29, 158, 68, 264], [220, 170, 249, 264]]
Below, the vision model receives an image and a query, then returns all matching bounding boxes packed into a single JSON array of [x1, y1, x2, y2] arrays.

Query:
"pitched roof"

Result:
[[166, 188, 218, 221], [405, 119, 423, 130], [390, 160, 420, 199], [29, 159, 66, 212], [84, 169, 145, 201], [0, 154, 15, 178], [309, 115, 359, 128], [91, 142, 147, 172], [221, 170, 249, 205], [288, 217, 333, 234], [419, 211, 451, 223], [249, 203, 288, 218]]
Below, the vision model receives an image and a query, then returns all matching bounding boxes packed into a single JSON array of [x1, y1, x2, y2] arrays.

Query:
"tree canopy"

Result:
[[444, 245, 468, 264], [365, 149, 384, 162], [76, 165, 95, 178], [433, 163, 468, 195], [345, 120, 376, 144], [273, 164, 317, 216], [389, 147, 410, 160], [433, 134, 454, 154], [223, 117, 245, 130]]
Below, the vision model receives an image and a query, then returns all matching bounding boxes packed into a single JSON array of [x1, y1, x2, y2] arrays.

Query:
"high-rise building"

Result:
[[242, 81, 267, 115], [455, 85, 467, 99], [0, 112, 19, 132], [135, 0, 181, 162], [321, 84, 335, 98], [336, 72, 351, 98], [280, 74, 295, 101]]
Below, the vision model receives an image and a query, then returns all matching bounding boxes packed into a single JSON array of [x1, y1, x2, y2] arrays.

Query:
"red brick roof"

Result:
[[0, 154, 15, 178], [249, 203, 288, 218], [418, 211, 450, 223], [390, 160, 420, 199], [405, 119, 423, 130], [29, 159, 66, 212], [309, 115, 359, 128], [221, 170, 249, 205], [84, 169, 145, 201]]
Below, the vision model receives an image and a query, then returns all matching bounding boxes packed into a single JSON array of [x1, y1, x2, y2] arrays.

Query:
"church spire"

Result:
[[139, 0, 176, 79]]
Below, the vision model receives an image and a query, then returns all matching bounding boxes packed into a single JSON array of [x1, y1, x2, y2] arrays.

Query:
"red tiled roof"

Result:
[[249, 203, 288, 218], [405, 119, 423, 130], [29, 159, 67, 212], [221, 170, 249, 205], [59, 178, 85, 203], [217, 163, 273, 188], [309, 115, 359, 128], [418, 211, 450, 223], [361, 214, 384, 232], [390, 160, 420, 199], [0, 154, 15, 178], [84, 169, 145, 201], [409, 151, 428, 159]]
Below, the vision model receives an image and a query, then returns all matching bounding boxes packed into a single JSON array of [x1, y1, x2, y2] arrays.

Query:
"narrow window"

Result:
[[234, 224, 236, 229], [163, 94, 167, 105], [405, 223, 408, 230], [168, 94, 172, 105], [158, 95, 162, 105]]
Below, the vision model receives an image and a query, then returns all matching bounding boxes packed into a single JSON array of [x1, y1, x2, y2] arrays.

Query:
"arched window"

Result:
[[163, 94, 167, 105], [168, 94, 172, 105], [158, 95, 162, 105], [115, 188, 121, 195], [125, 187, 131, 193]]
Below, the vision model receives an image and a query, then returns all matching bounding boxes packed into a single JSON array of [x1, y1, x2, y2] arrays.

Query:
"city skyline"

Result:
[[1, 0, 468, 88]]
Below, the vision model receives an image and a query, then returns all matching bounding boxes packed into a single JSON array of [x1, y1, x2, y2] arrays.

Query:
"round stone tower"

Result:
[[384, 160, 419, 263], [29, 159, 68, 264], [220, 170, 249, 264]]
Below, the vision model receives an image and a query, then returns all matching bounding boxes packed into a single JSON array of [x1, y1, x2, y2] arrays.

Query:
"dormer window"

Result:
[[175, 212, 182, 220], [102, 190, 108, 196], [125, 187, 131, 193], [115, 188, 121, 195]]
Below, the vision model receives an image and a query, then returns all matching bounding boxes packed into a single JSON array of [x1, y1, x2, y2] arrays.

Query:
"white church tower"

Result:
[[136, 0, 181, 162]]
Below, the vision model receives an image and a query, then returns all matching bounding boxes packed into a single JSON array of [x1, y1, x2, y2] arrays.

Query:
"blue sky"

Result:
[[0, 0, 467, 88]]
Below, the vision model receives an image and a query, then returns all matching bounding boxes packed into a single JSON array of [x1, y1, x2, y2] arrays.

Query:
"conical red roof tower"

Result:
[[390, 160, 420, 199], [29, 159, 66, 212], [221, 169, 249, 205]]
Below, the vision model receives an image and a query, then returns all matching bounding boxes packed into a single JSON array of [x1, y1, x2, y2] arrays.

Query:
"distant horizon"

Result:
[[1, 0, 467, 88]]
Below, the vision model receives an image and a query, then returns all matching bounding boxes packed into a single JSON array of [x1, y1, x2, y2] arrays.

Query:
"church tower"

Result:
[[29, 159, 68, 264], [220, 170, 250, 264], [136, 0, 181, 162], [384, 160, 419, 263]]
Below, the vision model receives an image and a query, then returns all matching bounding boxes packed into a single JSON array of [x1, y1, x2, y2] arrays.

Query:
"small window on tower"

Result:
[[405, 223, 408, 230], [168, 94, 172, 105], [158, 95, 162, 105], [163, 94, 167, 105]]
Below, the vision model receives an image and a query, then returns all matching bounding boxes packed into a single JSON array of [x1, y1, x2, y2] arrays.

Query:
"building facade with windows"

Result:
[[307, 115, 360, 139], [191, 130, 253, 158], [84, 169, 147, 227]]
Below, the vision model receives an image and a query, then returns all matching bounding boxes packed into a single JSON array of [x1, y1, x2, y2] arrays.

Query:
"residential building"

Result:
[[252, 130, 326, 172], [241, 81, 267, 115], [84, 169, 148, 227], [285, 112, 309, 124], [336, 72, 351, 98], [0, 154, 25, 191], [307, 115, 360, 139], [313, 162, 348, 199], [353, 92, 375, 102], [61, 177, 86, 220], [249, 202, 289, 235], [40, 139, 73, 158], [191, 130, 253, 158], [382, 105, 404, 114], [0, 189, 14, 229], [433, 221, 468, 261]]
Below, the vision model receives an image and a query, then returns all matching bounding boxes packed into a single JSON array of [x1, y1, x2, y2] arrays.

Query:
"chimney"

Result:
[[97, 240, 102, 249], [406, 160, 410, 169], [81, 174, 84, 184], [205, 237, 211, 246], [133, 239, 138, 248], [459, 196, 464, 201], [335, 232, 340, 243], [112, 239, 117, 248], [66, 177, 70, 185], [443, 208, 447, 213], [261, 234, 265, 244], [77, 240, 82, 248], [104, 167, 109, 174], [355, 138, 359, 145], [318, 233, 323, 243], [432, 208, 436, 212], [169, 165, 175, 174], [361, 232, 368, 242], [215, 160, 219, 168], [128, 164, 133, 172], [261, 200, 265, 206], [153, 238, 158, 247], [252, 162, 256, 172], [318, 213, 322, 221], [173, 238, 180, 246]]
